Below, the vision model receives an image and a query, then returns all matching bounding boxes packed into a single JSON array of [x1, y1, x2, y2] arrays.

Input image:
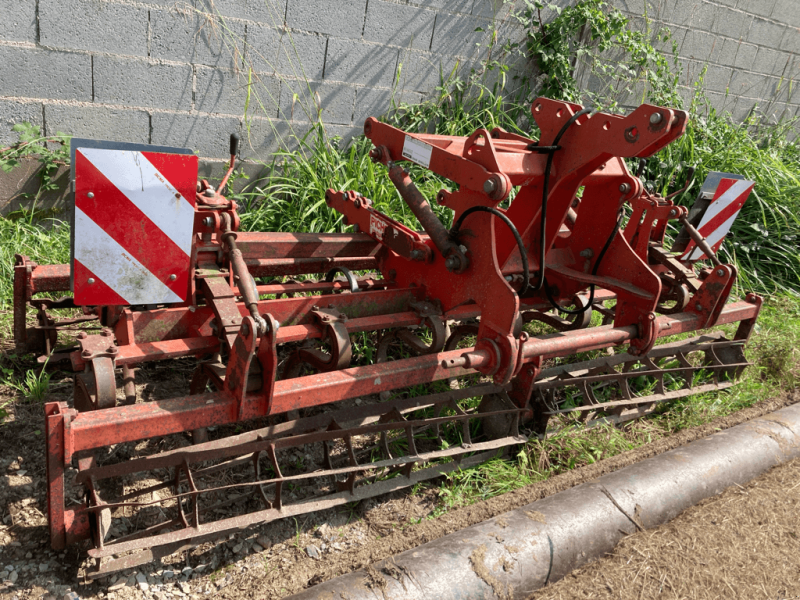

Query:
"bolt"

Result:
[[445, 255, 461, 271], [696, 303, 703, 311], [203, 216, 214, 227], [82, 349, 92, 358], [669, 209, 677, 216], [716, 269, 725, 277], [241, 322, 250, 336], [369, 147, 383, 162], [459, 245, 468, 254], [204, 189, 216, 197], [107, 347, 117, 354], [87, 192, 95, 199], [77, 331, 87, 339], [312, 305, 320, 311], [410, 249, 424, 261], [483, 178, 498, 194], [650, 112, 663, 124], [101, 328, 112, 337], [87, 278, 95, 284], [169, 274, 177, 281], [505, 275, 513, 282], [436, 191, 447, 205], [619, 183, 631, 194]]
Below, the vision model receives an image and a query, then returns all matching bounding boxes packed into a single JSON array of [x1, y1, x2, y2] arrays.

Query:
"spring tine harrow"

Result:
[[10, 98, 762, 575]]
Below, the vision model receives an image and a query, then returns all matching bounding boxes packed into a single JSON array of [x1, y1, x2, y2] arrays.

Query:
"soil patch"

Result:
[[529, 456, 800, 600]]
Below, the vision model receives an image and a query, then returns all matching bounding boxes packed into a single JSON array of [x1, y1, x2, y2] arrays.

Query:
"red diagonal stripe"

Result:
[[713, 177, 736, 199], [74, 259, 129, 305], [697, 184, 753, 238], [141, 152, 198, 205], [75, 152, 191, 299]]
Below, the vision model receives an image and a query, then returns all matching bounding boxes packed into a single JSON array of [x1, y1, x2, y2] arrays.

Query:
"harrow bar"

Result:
[[76, 384, 524, 576]]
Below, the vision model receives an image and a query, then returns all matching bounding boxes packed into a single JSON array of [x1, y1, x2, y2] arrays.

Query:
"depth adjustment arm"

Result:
[[219, 212, 267, 335]]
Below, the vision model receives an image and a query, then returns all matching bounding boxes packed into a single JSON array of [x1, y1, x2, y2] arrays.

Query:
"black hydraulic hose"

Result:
[[532, 106, 594, 292], [544, 208, 624, 315], [451, 206, 530, 297]]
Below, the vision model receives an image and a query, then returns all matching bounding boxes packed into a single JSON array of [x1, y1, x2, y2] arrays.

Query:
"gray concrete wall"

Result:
[[0, 0, 797, 165], [610, 0, 800, 123], [0, 0, 516, 163]]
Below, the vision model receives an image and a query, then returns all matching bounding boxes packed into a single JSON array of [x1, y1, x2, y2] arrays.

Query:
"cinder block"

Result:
[[732, 41, 758, 70], [0, 100, 43, 146], [278, 81, 355, 125], [151, 113, 241, 158], [196, 0, 287, 24], [94, 56, 193, 111], [779, 27, 800, 54], [710, 7, 751, 39], [243, 23, 283, 75], [729, 70, 771, 98], [679, 29, 718, 62], [472, 0, 512, 20], [0, 0, 36, 42], [324, 39, 399, 88], [667, 0, 717, 29], [731, 96, 758, 121], [286, 0, 368, 39], [396, 49, 459, 93], [353, 87, 423, 126], [738, 0, 777, 18], [151, 7, 246, 69], [753, 47, 791, 77], [702, 64, 733, 93], [430, 13, 492, 59], [0, 46, 92, 101], [277, 32, 327, 80], [747, 18, 786, 48], [364, 1, 436, 51], [772, 0, 800, 27], [44, 105, 150, 143], [240, 117, 313, 159], [196, 67, 281, 117], [408, 0, 472, 13], [39, 0, 148, 56]]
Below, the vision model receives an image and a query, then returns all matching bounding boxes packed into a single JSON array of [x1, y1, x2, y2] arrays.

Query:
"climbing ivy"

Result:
[[508, 0, 681, 109]]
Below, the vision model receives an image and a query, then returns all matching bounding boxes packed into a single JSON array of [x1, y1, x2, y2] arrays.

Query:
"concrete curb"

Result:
[[287, 402, 800, 600]]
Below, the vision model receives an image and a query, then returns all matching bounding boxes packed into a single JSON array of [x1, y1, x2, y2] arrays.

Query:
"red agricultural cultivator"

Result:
[[13, 97, 760, 576]]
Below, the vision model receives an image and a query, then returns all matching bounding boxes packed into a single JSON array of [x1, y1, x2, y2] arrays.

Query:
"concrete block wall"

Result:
[[0, 0, 516, 162], [610, 0, 800, 123], [1, 0, 798, 165]]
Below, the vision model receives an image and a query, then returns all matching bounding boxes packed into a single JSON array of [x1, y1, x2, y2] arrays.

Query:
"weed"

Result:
[[1, 360, 53, 403]]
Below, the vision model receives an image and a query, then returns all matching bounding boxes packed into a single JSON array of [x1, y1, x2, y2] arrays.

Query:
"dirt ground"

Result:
[[530, 456, 800, 600], [0, 370, 797, 600]]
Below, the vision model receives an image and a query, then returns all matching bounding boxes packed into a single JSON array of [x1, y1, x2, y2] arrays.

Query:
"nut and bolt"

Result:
[[82, 349, 92, 358], [203, 216, 214, 227], [650, 112, 663, 125], [410, 249, 424, 261], [669, 209, 677, 216], [87, 278, 95, 284], [696, 303, 703, 311], [241, 322, 250, 336], [169, 274, 177, 281], [77, 332, 88, 340], [204, 189, 216, 197], [483, 178, 498, 194], [716, 269, 725, 277], [101, 328, 112, 337], [311, 305, 320, 311], [445, 255, 461, 271], [87, 192, 95, 199], [619, 183, 631, 194]]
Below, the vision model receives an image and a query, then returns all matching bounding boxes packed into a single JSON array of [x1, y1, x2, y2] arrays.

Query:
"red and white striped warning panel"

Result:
[[680, 175, 754, 262], [72, 148, 198, 306]]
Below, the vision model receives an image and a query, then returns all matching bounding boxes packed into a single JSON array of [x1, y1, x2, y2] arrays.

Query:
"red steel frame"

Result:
[[13, 98, 762, 552]]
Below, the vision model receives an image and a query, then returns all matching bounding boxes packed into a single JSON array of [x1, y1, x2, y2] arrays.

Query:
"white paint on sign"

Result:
[[401, 135, 433, 168], [74, 207, 183, 305]]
